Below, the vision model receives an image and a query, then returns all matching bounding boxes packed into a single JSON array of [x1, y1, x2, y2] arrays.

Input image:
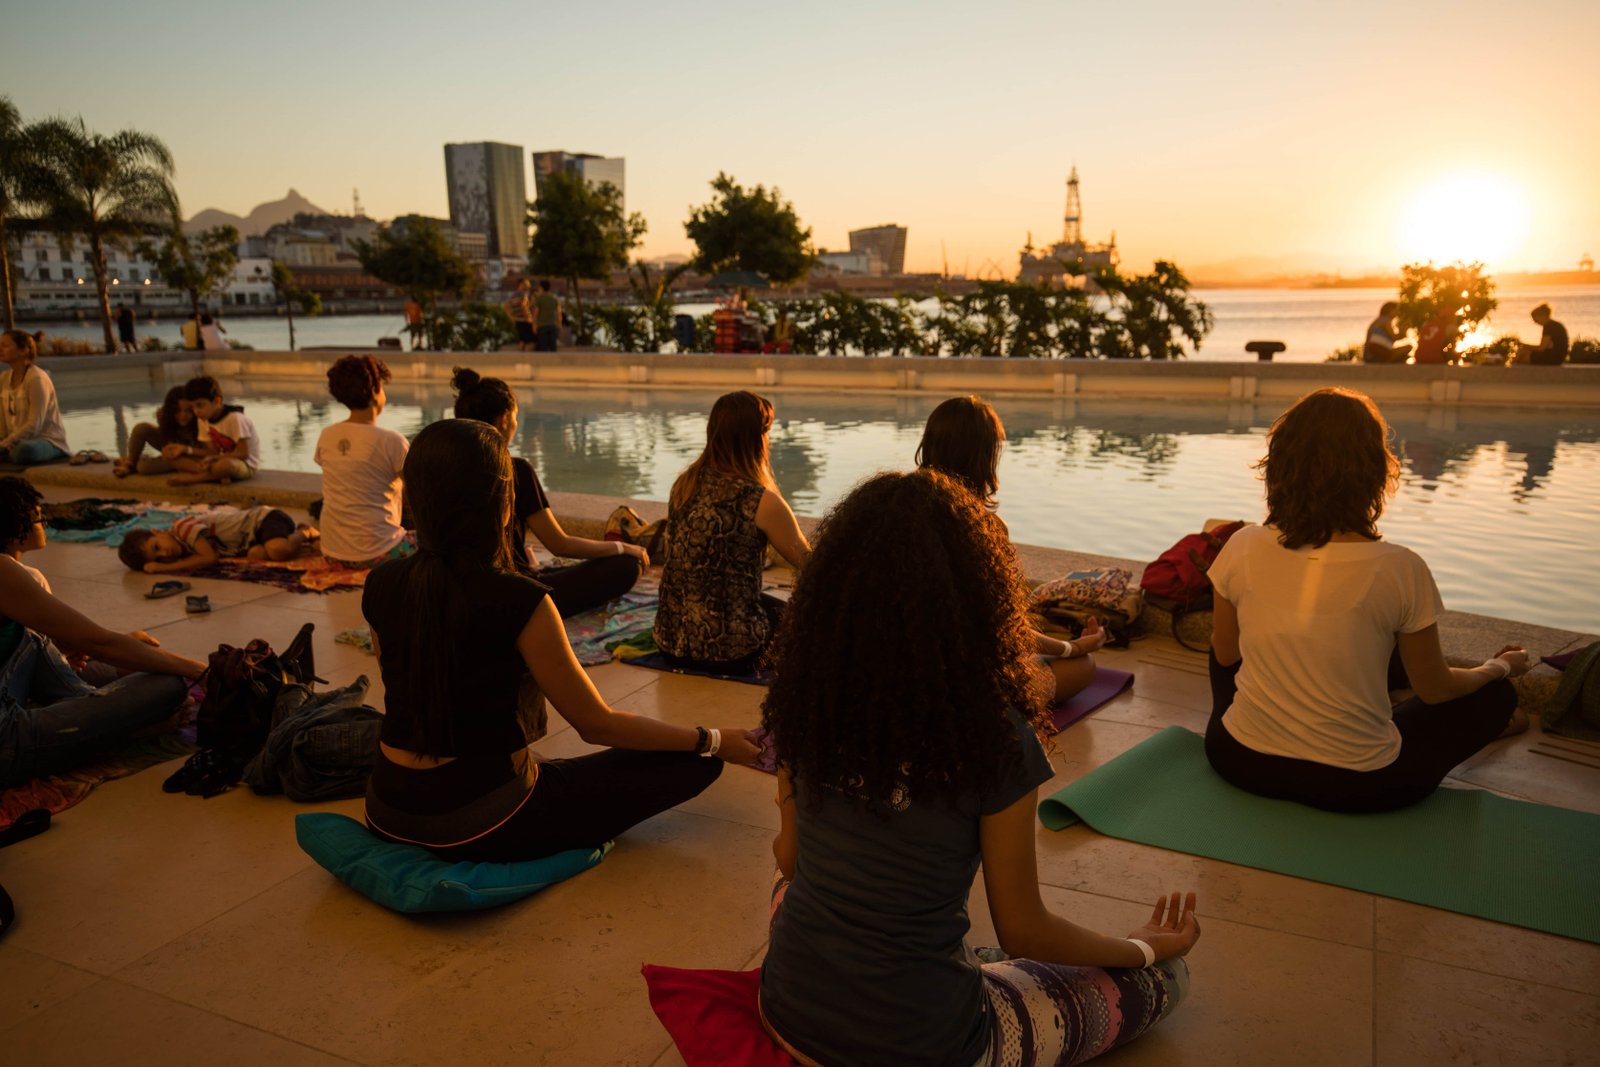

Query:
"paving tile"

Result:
[[0, 948, 100, 1035], [1375, 899, 1600, 996], [118, 812, 778, 1067], [0, 767, 359, 974], [1447, 726, 1600, 816], [44, 571, 282, 635], [1374, 952, 1600, 1066], [3, 980, 355, 1066], [1087, 690, 1211, 733]]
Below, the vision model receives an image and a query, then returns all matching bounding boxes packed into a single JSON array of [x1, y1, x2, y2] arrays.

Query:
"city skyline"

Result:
[[7, 0, 1598, 278]]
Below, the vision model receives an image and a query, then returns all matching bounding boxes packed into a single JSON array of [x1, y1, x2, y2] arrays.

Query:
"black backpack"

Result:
[[163, 624, 320, 798]]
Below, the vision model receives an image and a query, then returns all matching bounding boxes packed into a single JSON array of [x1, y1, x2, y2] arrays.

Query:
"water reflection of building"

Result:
[[1018, 167, 1118, 286]]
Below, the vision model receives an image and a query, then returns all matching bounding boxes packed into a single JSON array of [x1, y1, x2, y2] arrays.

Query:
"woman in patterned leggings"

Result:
[[757, 469, 1197, 1066]]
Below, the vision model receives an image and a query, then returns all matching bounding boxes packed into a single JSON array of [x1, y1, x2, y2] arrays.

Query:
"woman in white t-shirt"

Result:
[[1205, 388, 1528, 813], [315, 356, 412, 568], [0, 331, 70, 467]]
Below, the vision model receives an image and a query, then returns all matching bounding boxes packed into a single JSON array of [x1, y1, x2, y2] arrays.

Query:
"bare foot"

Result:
[[297, 523, 320, 542], [1499, 707, 1530, 739]]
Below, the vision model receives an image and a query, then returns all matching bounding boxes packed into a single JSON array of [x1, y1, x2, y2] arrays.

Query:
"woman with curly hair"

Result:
[[1206, 388, 1527, 813], [315, 355, 411, 567], [362, 419, 761, 860], [654, 390, 811, 673], [0, 477, 202, 788], [113, 386, 199, 477], [758, 469, 1197, 1067], [451, 367, 645, 616], [916, 395, 1105, 705]]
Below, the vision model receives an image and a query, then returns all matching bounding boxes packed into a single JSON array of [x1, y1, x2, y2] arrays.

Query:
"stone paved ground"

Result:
[[2, 489, 1597, 1066]]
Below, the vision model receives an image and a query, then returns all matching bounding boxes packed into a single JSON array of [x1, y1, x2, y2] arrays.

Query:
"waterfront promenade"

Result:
[[5, 351, 1598, 1065]]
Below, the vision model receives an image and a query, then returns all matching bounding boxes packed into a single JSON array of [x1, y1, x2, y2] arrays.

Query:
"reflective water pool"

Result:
[[54, 381, 1600, 634]]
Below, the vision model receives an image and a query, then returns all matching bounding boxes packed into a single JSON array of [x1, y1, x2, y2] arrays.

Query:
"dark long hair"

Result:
[[1, 329, 40, 367], [760, 469, 1043, 808], [669, 391, 777, 511], [915, 395, 1006, 505], [1258, 388, 1400, 549], [155, 386, 197, 444], [389, 418, 516, 757]]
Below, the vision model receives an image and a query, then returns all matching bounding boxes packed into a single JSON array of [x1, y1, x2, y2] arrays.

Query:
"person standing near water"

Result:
[[534, 280, 561, 352], [115, 304, 137, 353]]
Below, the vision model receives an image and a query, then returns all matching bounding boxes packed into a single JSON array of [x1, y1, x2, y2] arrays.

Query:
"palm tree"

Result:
[[29, 117, 175, 353], [0, 96, 31, 331]]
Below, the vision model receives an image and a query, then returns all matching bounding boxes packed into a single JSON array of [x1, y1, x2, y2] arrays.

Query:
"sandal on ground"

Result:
[[185, 594, 211, 614], [145, 579, 191, 600], [86, 450, 109, 463], [69, 450, 92, 465]]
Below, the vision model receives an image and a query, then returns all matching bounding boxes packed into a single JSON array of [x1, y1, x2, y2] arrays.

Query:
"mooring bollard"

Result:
[[1246, 340, 1286, 362]]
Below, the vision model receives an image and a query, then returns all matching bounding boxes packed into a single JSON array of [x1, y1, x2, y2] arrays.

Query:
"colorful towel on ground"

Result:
[[1047, 667, 1135, 734], [1037, 725, 1600, 944], [563, 583, 660, 666], [614, 636, 773, 686], [0, 700, 197, 832], [182, 555, 371, 593], [44, 499, 214, 547]]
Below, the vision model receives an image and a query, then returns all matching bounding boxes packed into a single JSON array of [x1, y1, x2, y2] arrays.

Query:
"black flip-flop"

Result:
[[185, 594, 211, 614], [0, 808, 51, 849], [145, 579, 191, 600]]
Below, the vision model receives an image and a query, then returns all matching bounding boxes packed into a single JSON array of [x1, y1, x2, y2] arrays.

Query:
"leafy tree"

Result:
[[527, 172, 644, 343], [27, 117, 175, 353], [1093, 261, 1213, 360], [139, 216, 239, 330], [266, 260, 321, 351], [0, 96, 35, 330], [685, 173, 814, 284], [626, 261, 692, 351], [355, 219, 476, 350], [433, 302, 516, 352], [1396, 261, 1496, 363]]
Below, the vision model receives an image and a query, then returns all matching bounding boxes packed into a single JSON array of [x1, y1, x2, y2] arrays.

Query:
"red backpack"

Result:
[[1140, 521, 1247, 609]]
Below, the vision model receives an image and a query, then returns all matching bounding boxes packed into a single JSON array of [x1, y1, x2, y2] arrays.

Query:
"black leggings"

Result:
[[1204, 650, 1517, 813], [391, 748, 723, 863], [536, 554, 644, 618]]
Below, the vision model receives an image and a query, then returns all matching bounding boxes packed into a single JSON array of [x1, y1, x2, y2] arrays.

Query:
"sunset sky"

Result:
[[9, 0, 1599, 278]]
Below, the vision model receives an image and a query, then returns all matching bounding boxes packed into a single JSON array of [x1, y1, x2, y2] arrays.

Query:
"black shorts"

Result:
[[515, 321, 537, 344], [252, 509, 297, 545]]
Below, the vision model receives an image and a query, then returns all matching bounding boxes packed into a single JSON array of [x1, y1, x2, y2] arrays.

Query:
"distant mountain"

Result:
[[184, 189, 329, 236]]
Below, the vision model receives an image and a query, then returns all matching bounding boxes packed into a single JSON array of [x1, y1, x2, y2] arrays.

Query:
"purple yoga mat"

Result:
[[1047, 667, 1135, 734], [742, 667, 1136, 775]]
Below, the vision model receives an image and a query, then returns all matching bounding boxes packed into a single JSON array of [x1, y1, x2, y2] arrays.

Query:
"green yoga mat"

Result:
[[1039, 726, 1600, 944]]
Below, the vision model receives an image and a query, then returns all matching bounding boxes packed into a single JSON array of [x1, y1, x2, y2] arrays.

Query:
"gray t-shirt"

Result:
[[760, 710, 1054, 1067]]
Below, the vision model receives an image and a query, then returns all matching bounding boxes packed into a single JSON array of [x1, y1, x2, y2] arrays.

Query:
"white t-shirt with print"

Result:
[[1209, 523, 1445, 771], [314, 422, 409, 562], [198, 409, 261, 470]]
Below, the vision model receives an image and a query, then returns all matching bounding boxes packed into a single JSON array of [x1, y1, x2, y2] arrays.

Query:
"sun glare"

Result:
[[1398, 173, 1530, 266]]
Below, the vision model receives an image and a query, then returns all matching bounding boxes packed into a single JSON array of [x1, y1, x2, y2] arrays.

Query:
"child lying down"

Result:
[[118, 505, 318, 574]]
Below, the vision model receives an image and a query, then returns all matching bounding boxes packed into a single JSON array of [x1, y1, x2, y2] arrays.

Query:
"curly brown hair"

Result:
[[0, 476, 44, 549], [760, 468, 1046, 808], [327, 355, 392, 410], [1258, 387, 1400, 549]]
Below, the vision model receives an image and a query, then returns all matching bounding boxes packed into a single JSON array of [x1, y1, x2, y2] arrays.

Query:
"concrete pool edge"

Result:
[[36, 349, 1600, 408], [22, 464, 1591, 717]]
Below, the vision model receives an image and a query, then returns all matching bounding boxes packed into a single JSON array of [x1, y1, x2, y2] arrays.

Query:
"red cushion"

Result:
[[641, 965, 798, 1067]]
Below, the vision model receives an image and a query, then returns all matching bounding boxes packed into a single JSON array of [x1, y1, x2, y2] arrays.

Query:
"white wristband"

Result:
[[704, 728, 721, 757], [1126, 938, 1156, 968], [1482, 657, 1511, 680]]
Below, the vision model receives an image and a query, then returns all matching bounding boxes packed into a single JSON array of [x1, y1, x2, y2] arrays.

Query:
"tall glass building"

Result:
[[532, 151, 627, 212]]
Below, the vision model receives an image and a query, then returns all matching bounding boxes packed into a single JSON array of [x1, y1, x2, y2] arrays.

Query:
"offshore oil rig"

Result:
[[1017, 166, 1119, 286]]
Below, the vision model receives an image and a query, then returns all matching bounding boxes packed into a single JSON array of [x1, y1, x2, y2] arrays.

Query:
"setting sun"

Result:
[[1398, 172, 1531, 267]]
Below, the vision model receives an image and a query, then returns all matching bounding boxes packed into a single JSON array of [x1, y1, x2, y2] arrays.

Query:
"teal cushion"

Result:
[[295, 812, 611, 913]]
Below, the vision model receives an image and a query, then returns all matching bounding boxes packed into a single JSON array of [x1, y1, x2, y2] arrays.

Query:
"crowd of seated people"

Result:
[[6, 346, 1557, 1063]]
